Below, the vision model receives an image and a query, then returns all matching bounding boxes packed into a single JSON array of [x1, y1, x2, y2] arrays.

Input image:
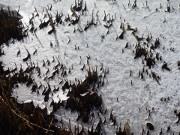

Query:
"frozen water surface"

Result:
[[0, 0, 180, 134]]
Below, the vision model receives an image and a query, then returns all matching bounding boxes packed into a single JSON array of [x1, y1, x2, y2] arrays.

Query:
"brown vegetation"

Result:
[[0, 8, 27, 45], [63, 68, 103, 123], [0, 62, 70, 135]]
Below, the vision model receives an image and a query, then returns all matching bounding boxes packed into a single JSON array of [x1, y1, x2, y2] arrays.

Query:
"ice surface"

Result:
[[0, 0, 180, 134]]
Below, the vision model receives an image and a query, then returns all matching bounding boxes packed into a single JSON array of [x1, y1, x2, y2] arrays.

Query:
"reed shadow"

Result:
[[53, 30, 60, 52]]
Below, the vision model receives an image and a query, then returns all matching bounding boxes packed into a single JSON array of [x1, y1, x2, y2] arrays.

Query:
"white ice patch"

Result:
[[1, 0, 180, 134]]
